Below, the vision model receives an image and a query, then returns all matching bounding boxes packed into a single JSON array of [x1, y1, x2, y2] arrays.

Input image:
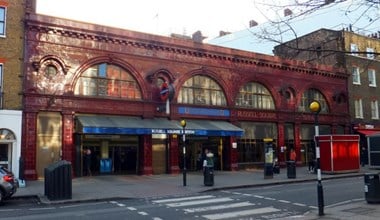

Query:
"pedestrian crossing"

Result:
[[152, 194, 282, 219]]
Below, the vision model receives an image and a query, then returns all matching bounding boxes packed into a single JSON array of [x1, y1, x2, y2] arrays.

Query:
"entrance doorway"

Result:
[[110, 146, 138, 174], [0, 143, 11, 169]]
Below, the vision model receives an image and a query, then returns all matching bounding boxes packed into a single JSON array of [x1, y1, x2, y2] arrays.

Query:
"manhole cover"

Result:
[[343, 207, 376, 214]]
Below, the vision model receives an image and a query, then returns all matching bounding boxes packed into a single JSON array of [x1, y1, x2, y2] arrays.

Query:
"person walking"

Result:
[[289, 148, 296, 162], [308, 150, 315, 173], [84, 148, 92, 176]]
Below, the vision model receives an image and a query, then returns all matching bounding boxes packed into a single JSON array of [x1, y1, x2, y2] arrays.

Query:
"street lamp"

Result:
[[180, 119, 187, 186], [309, 101, 324, 216]]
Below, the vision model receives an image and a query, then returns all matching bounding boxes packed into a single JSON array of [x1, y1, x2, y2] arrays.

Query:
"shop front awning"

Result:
[[182, 119, 244, 136], [356, 129, 380, 137], [76, 116, 244, 136]]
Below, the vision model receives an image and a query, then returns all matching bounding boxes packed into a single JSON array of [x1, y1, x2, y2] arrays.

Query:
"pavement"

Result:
[[13, 166, 380, 219]]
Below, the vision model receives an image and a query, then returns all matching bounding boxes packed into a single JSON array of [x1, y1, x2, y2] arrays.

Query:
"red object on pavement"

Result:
[[317, 135, 360, 174]]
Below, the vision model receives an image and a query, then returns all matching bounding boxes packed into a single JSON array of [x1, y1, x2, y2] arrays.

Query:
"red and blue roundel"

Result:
[[160, 82, 169, 101]]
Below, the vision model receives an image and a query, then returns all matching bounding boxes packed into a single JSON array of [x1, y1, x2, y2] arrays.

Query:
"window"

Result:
[[45, 65, 57, 79], [235, 82, 275, 109], [298, 88, 328, 113], [367, 48, 375, 59], [350, 43, 358, 56], [354, 99, 363, 118], [371, 100, 379, 119], [368, 69, 376, 87], [0, 6, 5, 36], [352, 66, 361, 85], [178, 75, 226, 106], [74, 63, 142, 99]]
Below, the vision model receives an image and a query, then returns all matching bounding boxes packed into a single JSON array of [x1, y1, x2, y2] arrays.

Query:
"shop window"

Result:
[[237, 122, 278, 166], [178, 75, 226, 106], [298, 88, 329, 113], [74, 63, 142, 100], [0, 6, 5, 36], [235, 82, 275, 109]]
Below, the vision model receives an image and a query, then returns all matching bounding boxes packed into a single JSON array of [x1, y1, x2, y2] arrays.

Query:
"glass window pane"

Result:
[[0, 23, 4, 35], [178, 75, 226, 106], [235, 82, 274, 110], [98, 63, 107, 77], [74, 63, 141, 100]]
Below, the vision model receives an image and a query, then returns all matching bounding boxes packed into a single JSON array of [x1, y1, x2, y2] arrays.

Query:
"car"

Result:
[[0, 166, 18, 204]]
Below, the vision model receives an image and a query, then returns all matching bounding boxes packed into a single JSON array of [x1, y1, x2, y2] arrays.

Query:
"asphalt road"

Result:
[[0, 176, 364, 220]]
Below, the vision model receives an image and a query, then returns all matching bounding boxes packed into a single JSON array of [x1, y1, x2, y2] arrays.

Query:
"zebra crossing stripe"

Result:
[[152, 195, 215, 203], [202, 207, 281, 220], [183, 202, 256, 213], [166, 197, 234, 207]]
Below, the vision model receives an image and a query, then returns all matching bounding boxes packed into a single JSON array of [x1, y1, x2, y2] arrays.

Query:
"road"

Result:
[[0, 176, 364, 220]]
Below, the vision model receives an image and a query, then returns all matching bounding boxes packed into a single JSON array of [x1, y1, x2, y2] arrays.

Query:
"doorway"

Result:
[[0, 143, 11, 169], [110, 146, 138, 174]]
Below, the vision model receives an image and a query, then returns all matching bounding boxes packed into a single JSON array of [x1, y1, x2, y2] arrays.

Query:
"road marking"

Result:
[[138, 211, 148, 215], [152, 195, 214, 203], [278, 200, 291, 203], [242, 193, 252, 196], [254, 195, 264, 199], [293, 203, 307, 207], [264, 197, 276, 201], [0, 209, 19, 212], [202, 207, 281, 220], [29, 207, 56, 211], [183, 202, 256, 213], [127, 207, 137, 211], [153, 218, 163, 220], [166, 197, 234, 207]]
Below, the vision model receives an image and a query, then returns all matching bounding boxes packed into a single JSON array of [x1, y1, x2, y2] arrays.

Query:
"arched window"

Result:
[[74, 63, 142, 99], [0, 129, 15, 140], [235, 82, 275, 109], [299, 88, 328, 113], [178, 75, 226, 106]]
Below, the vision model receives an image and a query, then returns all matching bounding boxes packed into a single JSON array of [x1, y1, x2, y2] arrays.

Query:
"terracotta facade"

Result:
[[23, 14, 350, 180]]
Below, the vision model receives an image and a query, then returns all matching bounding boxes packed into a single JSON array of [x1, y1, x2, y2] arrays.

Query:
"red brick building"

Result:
[[22, 13, 350, 180]]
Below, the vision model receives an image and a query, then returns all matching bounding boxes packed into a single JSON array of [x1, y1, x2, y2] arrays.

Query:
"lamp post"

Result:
[[309, 101, 324, 216], [180, 119, 187, 186]]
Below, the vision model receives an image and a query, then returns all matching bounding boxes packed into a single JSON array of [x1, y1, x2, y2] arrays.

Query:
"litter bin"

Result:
[[287, 161, 296, 179], [204, 165, 214, 186], [44, 160, 72, 201], [364, 173, 380, 203]]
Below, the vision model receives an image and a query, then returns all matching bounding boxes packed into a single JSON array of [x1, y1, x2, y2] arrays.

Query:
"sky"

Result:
[[36, 0, 276, 41]]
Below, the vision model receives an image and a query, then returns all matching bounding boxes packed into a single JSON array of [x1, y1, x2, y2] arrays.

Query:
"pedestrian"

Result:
[[84, 148, 92, 176], [196, 150, 202, 171], [308, 150, 315, 173], [289, 148, 296, 162]]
